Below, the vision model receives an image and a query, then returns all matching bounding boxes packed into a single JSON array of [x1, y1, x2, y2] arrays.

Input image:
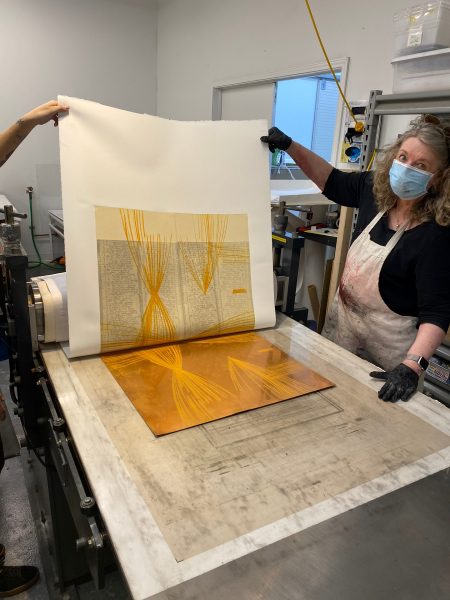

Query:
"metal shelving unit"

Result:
[[361, 89, 450, 406], [361, 89, 450, 170]]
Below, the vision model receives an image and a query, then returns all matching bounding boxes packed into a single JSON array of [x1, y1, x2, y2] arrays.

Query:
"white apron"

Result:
[[322, 211, 418, 371]]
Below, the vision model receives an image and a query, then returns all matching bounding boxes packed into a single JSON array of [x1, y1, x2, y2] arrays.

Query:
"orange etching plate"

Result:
[[102, 332, 334, 435]]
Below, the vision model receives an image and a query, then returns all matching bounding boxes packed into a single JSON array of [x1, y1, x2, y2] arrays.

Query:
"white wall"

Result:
[[155, 0, 418, 320], [0, 0, 418, 260], [156, 0, 415, 120], [0, 0, 158, 258]]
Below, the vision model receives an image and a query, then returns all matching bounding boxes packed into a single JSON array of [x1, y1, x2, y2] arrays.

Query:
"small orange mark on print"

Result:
[[233, 288, 247, 294]]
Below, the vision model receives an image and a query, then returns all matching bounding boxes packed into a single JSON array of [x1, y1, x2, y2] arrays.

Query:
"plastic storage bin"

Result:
[[393, 1, 450, 56], [392, 47, 450, 92]]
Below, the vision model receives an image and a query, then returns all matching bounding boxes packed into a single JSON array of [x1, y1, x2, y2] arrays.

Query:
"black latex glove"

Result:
[[260, 126, 292, 153], [370, 363, 419, 403]]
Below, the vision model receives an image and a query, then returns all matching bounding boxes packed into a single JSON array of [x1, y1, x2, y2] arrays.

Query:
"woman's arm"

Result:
[[371, 323, 446, 402], [260, 127, 333, 191], [402, 323, 446, 375], [0, 100, 69, 167], [285, 141, 333, 192]]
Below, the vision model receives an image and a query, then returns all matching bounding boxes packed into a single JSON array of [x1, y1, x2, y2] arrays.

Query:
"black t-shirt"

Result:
[[323, 168, 450, 332]]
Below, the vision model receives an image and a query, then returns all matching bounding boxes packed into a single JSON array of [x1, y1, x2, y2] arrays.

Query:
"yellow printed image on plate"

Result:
[[102, 332, 334, 435]]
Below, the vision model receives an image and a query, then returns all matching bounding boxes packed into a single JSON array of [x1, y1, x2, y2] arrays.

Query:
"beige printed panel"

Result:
[[96, 208, 256, 352]]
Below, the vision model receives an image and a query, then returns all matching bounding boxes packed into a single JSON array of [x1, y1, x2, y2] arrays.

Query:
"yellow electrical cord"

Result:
[[366, 149, 377, 171], [304, 0, 364, 133]]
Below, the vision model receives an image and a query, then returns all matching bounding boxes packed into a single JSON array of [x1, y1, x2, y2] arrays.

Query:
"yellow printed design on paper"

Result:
[[96, 207, 255, 353]]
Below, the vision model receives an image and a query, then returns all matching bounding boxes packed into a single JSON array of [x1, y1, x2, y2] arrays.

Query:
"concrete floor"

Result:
[[0, 358, 129, 599], [0, 360, 51, 600], [1, 454, 51, 600]]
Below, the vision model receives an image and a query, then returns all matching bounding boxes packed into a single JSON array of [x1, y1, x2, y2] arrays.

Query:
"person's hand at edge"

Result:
[[369, 363, 419, 402], [260, 126, 292, 153], [20, 100, 69, 128]]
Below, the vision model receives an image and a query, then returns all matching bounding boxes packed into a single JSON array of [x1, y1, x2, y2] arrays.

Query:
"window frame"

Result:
[[212, 58, 349, 169]]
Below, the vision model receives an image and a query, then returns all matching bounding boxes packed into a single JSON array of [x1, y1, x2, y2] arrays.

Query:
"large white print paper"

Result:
[[58, 96, 275, 357]]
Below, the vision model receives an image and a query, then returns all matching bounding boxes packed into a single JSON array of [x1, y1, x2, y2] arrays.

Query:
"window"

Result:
[[271, 72, 340, 180], [212, 59, 348, 183]]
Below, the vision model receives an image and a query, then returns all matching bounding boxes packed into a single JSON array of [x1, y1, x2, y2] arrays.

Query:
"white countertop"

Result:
[[270, 181, 333, 206], [0, 194, 12, 207], [48, 209, 64, 221]]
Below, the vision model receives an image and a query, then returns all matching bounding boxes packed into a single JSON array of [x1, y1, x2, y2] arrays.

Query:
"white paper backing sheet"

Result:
[[58, 96, 275, 357]]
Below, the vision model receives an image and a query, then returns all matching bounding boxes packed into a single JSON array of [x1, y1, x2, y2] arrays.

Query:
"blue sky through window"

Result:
[[273, 73, 340, 165]]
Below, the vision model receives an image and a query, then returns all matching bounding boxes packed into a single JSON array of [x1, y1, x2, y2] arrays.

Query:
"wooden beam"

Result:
[[326, 206, 354, 313], [307, 284, 320, 322], [318, 258, 333, 333]]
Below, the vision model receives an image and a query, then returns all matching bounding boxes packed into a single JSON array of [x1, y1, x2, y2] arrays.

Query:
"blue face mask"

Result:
[[389, 159, 433, 200]]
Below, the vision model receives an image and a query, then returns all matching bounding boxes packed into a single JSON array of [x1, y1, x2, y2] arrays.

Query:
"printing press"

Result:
[[0, 206, 113, 594], [3, 204, 450, 600]]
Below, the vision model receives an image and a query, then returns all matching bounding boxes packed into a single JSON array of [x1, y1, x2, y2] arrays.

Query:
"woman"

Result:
[[0, 99, 68, 597], [261, 115, 450, 403]]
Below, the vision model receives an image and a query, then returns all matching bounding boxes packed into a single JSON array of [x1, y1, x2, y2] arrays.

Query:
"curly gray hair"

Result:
[[373, 114, 450, 226]]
